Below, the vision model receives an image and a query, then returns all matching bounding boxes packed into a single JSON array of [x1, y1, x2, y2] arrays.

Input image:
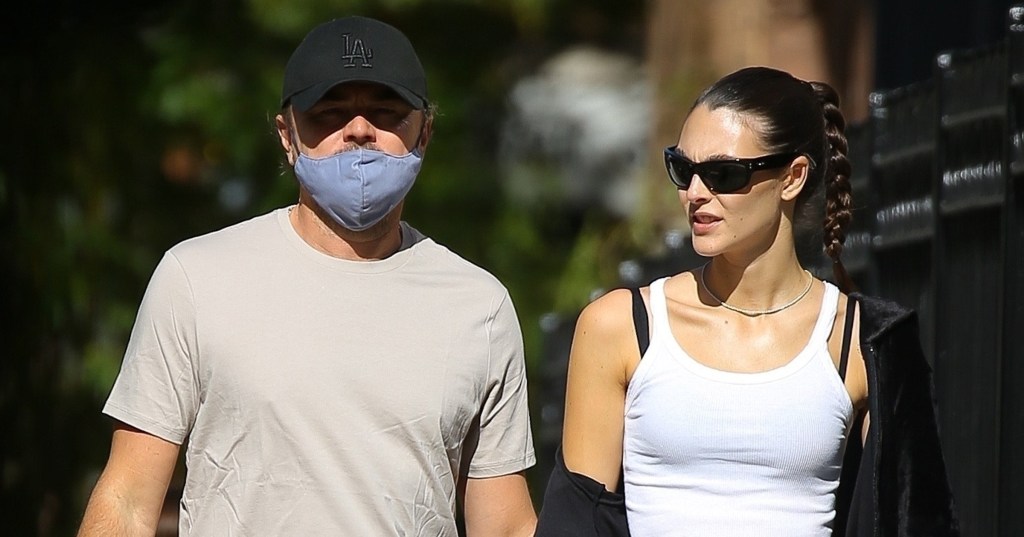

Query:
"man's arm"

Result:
[[77, 422, 180, 537], [463, 472, 536, 537]]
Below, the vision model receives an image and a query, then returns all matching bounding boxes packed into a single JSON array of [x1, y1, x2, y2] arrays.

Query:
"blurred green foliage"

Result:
[[1, 0, 649, 534]]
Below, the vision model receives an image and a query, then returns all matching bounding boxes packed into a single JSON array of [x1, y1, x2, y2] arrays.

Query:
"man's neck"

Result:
[[288, 202, 403, 261]]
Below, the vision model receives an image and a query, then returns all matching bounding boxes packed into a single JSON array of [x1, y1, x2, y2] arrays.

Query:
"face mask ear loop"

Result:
[[287, 118, 305, 164]]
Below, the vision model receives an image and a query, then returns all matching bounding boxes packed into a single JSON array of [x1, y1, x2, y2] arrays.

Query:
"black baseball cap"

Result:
[[281, 16, 428, 111]]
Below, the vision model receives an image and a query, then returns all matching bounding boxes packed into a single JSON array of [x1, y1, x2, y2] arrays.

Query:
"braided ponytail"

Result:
[[809, 82, 855, 293]]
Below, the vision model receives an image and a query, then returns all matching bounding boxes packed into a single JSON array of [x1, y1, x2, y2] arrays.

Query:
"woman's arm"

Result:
[[561, 288, 641, 492]]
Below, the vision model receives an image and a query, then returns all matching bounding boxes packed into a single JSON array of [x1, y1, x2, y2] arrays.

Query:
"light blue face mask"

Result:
[[293, 147, 422, 231]]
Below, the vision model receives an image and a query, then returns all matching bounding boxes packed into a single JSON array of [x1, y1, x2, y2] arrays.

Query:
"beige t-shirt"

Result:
[[104, 208, 535, 536]]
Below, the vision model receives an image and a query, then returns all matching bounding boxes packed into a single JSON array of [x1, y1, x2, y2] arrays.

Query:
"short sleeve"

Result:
[[466, 291, 536, 478], [103, 251, 200, 444]]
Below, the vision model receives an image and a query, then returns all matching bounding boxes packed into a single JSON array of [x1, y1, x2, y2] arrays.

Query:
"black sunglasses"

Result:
[[664, 147, 800, 193]]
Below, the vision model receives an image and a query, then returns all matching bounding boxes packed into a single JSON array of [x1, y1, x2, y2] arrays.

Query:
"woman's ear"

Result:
[[780, 155, 812, 201]]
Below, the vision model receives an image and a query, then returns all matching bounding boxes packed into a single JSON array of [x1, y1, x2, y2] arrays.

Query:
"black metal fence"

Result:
[[534, 5, 1024, 536]]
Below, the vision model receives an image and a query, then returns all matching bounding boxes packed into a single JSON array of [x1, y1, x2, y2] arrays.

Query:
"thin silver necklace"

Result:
[[699, 264, 814, 316]]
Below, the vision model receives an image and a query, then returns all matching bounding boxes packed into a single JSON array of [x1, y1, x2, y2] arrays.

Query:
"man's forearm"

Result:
[[465, 507, 536, 537], [463, 472, 537, 537], [77, 478, 161, 537], [79, 424, 179, 537]]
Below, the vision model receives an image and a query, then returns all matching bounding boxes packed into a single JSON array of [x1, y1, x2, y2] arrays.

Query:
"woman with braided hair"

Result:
[[536, 66, 959, 536]]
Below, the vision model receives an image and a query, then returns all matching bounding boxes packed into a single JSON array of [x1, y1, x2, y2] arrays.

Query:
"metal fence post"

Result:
[[999, 4, 1024, 534], [867, 82, 938, 357], [934, 41, 1008, 537]]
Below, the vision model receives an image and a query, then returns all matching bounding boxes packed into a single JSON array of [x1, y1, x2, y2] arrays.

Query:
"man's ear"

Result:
[[275, 111, 297, 166], [780, 155, 811, 201], [417, 114, 433, 155]]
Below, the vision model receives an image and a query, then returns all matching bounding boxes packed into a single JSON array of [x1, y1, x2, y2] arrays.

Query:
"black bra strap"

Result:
[[839, 296, 857, 381], [630, 287, 650, 357]]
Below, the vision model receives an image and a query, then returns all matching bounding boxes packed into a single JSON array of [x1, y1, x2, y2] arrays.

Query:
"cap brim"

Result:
[[287, 78, 425, 112]]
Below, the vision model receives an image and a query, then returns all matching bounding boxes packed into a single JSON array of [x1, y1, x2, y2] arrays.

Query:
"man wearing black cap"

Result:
[[78, 16, 537, 537]]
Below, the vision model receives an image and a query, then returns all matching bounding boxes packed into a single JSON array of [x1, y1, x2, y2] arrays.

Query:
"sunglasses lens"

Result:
[[665, 154, 693, 189], [712, 164, 751, 193]]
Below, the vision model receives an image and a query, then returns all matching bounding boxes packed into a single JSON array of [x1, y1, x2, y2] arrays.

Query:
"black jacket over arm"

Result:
[[534, 293, 959, 537]]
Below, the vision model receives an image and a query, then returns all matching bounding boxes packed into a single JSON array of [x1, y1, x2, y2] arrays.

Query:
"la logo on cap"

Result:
[[341, 33, 373, 68]]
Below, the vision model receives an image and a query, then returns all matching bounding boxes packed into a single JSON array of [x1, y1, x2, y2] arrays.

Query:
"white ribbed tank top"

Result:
[[623, 277, 854, 536]]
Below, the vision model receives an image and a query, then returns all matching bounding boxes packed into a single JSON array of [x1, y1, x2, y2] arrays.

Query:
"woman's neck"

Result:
[[701, 253, 811, 313]]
